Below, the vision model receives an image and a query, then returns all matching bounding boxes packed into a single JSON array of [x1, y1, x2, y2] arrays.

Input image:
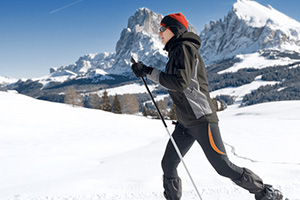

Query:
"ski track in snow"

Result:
[[224, 142, 300, 166]]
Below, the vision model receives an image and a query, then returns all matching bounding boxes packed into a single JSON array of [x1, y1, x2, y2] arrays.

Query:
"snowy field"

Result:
[[0, 91, 299, 200]]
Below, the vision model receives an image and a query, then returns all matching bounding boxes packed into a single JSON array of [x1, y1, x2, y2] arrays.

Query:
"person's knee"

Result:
[[216, 168, 232, 178], [213, 159, 243, 179]]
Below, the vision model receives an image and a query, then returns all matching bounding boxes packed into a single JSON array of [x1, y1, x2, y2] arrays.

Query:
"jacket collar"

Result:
[[163, 35, 179, 52]]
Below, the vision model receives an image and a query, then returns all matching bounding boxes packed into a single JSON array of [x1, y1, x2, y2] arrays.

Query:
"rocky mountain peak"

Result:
[[127, 7, 162, 36], [38, 8, 169, 84], [200, 0, 300, 64], [233, 0, 300, 28], [42, 8, 198, 83], [115, 8, 164, 59]]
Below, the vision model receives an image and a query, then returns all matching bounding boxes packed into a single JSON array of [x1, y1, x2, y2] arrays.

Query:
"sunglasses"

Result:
[[159, 26, 168, 33]]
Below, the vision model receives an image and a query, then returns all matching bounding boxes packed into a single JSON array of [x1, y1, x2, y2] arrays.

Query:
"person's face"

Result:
[[159, 26, 174, 45]]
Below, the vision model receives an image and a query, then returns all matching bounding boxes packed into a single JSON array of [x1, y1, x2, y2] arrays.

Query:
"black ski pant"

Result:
[[161, 122, 266, 199], [161, 122, 244, 180]]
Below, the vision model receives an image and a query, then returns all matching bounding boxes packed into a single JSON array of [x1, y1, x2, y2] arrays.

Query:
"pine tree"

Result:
[[112, 94, 122, 114], [142, 105, 147, 116], [102, 90, 111, 112]]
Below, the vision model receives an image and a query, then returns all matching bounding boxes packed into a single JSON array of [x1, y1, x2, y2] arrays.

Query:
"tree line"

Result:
[[64, 87, 139, 114], [64, 87, 228, 120], [63, 87, 178, 119]]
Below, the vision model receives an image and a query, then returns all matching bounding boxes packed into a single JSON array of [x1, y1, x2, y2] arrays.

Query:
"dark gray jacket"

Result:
[[147, 32, 218, 127]]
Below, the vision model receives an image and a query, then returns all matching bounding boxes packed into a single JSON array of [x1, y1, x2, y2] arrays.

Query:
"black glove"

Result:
[[131, 61, 153, 77]]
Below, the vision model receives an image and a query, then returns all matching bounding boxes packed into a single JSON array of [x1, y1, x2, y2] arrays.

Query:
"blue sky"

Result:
[[1, 0, 300, 78]]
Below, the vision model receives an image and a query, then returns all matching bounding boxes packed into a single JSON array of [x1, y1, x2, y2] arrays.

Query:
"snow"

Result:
[[234, 0, 300, 29], [200, 0, 300, 65], [218, 52, 300, 74], [210, 75, 279, 104], [94, 69, 108, 76], [0, 76, 18, 85], [96, 83, 158, 96], [0, 91, 299, 200], [78, 60, 92, 74]]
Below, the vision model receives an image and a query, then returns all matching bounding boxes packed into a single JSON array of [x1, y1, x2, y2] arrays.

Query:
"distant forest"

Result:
[[206, 58, 300, 107]]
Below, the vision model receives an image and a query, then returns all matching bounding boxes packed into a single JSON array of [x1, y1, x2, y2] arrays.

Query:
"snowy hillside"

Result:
[[0, 91, 299, 200], [200, 0, 300, 65]]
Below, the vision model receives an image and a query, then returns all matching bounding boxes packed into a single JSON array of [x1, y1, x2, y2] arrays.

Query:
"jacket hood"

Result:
[[164, 32, 201, 52]]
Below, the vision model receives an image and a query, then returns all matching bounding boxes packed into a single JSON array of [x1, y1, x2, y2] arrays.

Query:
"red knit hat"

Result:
[[160, 13, 188, 35]]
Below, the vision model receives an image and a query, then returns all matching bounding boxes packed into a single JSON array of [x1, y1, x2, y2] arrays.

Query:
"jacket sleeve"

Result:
[[147, 44, 194, 92]]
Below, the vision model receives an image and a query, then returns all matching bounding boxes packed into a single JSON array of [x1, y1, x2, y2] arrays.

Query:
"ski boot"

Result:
[[232, 168, 283, 200], [163, 175, 182, 200], [255, 184, 283, 200]]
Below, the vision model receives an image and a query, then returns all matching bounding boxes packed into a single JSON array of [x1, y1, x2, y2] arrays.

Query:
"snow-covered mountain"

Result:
[[3, 8, 198, 98], [46, 7, 197, 84], [200, 0, 300, 65], [198, 0, 300, 106], [45, 1, 300, 87], [3, 1, 300, 107], [47, 8, 167, 85], [20, 1, 300, 84], [0, 76, 17, 85]]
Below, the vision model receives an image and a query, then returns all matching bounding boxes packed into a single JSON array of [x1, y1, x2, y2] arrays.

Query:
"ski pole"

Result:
[[131, 57, 203, 200]]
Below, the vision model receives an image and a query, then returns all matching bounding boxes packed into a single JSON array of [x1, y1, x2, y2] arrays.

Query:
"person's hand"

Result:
[[131, 61, 153, 77]]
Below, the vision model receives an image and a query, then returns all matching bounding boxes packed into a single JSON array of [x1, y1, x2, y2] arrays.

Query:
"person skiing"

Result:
[[131, 12, 283, 200]]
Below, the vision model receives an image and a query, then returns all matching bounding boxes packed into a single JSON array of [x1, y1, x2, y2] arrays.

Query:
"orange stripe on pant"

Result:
[[208, 124, 226, 155]]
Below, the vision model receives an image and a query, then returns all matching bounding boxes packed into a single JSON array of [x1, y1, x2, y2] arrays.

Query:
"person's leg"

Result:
[[188, 122, 244, 179], [189, 122, 282, 200], [161, 123, 195, 200]]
